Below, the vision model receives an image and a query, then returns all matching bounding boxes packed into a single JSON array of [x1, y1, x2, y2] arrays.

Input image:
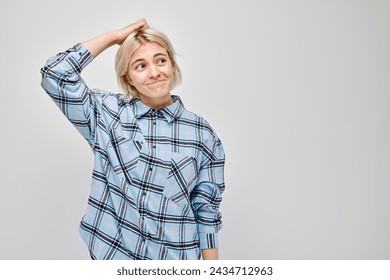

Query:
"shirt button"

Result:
[[149, 167, 153, 172], [141, 192, 146, 197], [152, 145, 156, 149], [153, 121, 156, 125]]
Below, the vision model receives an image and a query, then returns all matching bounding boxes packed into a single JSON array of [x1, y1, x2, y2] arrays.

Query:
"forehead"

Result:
[[130, 42, 168, 61]]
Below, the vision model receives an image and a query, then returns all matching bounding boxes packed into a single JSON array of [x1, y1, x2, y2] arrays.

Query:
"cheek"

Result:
[[128, 72, 144, 86], [162, 68, 174, 88], [164, 65, 174, 79]]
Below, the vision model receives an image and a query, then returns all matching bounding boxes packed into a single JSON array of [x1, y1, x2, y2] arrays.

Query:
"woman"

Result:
[[40, 19, 225, 260]]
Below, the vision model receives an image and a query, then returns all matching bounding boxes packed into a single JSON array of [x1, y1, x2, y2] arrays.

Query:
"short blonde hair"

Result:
[[115, 28, 182, 99]]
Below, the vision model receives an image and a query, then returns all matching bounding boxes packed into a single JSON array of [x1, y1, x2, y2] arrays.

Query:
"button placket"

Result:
[[149, 111, 158, 172], [139, 217, 148, 253], [139, 108, 158, 244]]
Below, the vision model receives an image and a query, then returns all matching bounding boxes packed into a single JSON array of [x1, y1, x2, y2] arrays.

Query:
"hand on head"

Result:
[[115, 18, 149, 45]]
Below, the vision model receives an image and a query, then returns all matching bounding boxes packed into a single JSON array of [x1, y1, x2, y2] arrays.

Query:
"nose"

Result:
[[148, 64, 160, 79]]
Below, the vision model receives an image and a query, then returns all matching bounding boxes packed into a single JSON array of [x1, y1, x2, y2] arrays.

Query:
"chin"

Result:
[[141, 92, 170, 99], [150, 90, 171, 97]]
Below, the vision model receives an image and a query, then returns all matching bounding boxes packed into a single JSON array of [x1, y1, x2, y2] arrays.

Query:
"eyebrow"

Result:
[[131, 53, 167, 67]]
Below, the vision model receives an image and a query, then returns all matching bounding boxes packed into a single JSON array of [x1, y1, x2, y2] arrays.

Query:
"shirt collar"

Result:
[[130, 95, 185, 123]]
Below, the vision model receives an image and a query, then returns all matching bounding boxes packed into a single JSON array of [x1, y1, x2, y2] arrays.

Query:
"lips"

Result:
[[147, 80, 166, 85]]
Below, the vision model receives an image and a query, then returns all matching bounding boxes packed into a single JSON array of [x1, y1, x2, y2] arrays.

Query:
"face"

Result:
[[127, 42, 173, 103]]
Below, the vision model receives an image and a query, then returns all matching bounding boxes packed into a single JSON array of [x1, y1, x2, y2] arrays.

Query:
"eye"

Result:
[[157, 58, 167, 65], [135, 64, 146, 70]]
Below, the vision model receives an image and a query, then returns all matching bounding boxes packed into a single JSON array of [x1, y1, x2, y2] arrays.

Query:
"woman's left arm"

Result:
[[191, 131, 225, 259]]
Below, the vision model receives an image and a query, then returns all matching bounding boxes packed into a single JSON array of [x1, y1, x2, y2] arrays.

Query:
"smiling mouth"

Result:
[[147, 80, 166, 85]]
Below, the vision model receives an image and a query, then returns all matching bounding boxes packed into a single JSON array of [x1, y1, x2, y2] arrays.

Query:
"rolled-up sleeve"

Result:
[[40, 43, 96, 149], [191, 136, 225, 250]]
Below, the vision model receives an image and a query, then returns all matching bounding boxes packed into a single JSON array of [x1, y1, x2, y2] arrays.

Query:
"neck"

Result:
[[139, 93, 173, 110]]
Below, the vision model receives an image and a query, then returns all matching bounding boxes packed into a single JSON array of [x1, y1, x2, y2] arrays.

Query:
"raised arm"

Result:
[[40, 19, 148, 149]]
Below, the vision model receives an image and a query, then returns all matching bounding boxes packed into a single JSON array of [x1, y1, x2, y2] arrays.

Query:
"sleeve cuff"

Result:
[[199, 232, 219, 249], [70, 43, 94, 72]]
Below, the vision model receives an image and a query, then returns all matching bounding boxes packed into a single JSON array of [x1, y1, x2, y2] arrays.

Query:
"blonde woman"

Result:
[[40, 19, 225, 260]]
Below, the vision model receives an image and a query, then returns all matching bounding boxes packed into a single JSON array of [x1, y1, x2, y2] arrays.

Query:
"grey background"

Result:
[[0, 0, 389, 259]]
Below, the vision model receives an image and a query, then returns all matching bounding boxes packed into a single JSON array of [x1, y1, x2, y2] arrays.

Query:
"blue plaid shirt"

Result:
[[40, 43, 225, 260]]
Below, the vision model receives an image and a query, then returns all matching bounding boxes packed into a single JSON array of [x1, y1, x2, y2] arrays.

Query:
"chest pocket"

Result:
[[106, 129, 143, 183], [163, 152, 199, 204]]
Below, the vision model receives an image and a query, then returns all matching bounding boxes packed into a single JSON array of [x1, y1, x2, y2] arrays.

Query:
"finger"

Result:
[[136, 18, 149, 30], [135, 18, 146, 27]]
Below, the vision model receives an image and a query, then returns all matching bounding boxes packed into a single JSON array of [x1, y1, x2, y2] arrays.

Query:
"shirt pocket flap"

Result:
[[163, 152, 198, 204], [107, 128, 143, 179]]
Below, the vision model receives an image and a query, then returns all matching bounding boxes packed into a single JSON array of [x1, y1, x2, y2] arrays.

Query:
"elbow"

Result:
[[40, 67, 50, 93], [40, 63, 52, 90]]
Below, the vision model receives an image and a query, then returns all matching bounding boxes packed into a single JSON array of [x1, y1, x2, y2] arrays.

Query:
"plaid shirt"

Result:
[[40, 43, 225, 260]]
